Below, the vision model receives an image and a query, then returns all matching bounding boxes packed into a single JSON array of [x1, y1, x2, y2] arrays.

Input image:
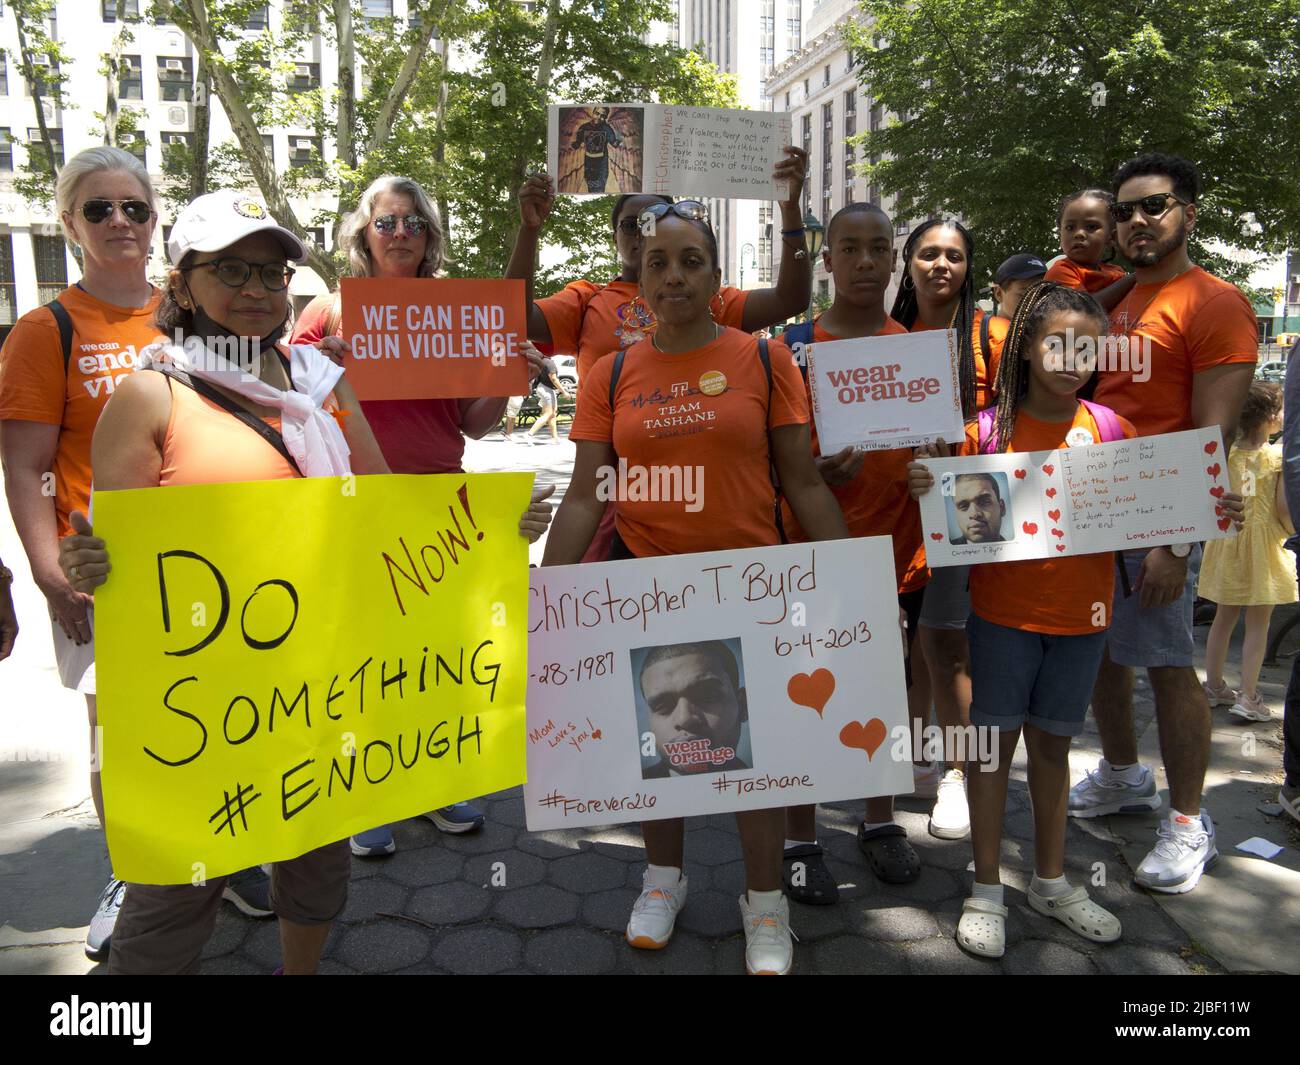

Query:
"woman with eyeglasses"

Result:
[[0, 147, 238, 962], [542, 201, 851, 975], [508, 150, 813, 559], [291, 174, 550, 856], [50, 190, 393, 974]]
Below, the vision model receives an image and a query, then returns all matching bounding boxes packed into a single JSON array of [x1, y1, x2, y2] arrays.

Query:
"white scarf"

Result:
[[139, 338, 352, 477]]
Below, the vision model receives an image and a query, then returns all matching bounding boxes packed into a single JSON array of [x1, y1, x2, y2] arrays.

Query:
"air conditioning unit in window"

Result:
[[294, 139, 313, 151], [41, 101, 55, 120], [296, 64, 311, 76], [165, 59, 184, 71]]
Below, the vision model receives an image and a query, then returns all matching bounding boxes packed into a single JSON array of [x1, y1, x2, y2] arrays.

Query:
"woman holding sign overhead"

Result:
[[542, 201, 851, 976], [292, 174, 550, 856]]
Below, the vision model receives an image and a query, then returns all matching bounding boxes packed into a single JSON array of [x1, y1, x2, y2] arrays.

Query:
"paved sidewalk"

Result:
[[2, 432, 1296, 975]]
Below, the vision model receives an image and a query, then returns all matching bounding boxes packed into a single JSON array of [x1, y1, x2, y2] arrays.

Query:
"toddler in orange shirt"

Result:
[[1044, 189, 1136, 311]]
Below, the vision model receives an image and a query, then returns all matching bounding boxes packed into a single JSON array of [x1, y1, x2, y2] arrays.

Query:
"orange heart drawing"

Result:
[[1046, 487, 1057, 498], [1042, 463, 1055, 475], [1207, 463, 1221, 478], [1048, 508, 1061, 521], [930, 532, 944, 541], [1056, 543, 1067, 552], [839, 718, 887, 760], [1204, 441, 1218, 455], [1013, 468, 1027, 479], [1217, 516, 1231, 531], [1209, 486, 1224, 498], [788, 669, 836, 717], [1022, 521, 1038, 535]]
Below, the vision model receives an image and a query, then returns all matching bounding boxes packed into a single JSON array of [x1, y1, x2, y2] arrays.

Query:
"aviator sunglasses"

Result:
[[372, 214, 428, 235], [620, 200, 710, 235], [80, 198, 154, 225]]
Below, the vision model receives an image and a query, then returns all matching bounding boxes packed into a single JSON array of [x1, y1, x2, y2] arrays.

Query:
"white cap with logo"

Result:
[[167, 189, 307, 265]]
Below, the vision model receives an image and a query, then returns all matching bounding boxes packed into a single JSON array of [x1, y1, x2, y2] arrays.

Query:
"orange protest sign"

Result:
[[339, 278, 530, 400]]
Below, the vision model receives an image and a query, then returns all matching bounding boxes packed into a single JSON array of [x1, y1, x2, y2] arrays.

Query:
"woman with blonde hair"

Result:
[[293, 173, 548, 855]]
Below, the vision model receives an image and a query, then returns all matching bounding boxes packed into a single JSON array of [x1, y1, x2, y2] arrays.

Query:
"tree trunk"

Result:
[[364, 0, 443, 156], [333, 0, 356, 170], [433, 32, 450, 250], [190, 49, 211, 202], [104, 0, 128, 146], [511, 0, 560, 185], [14, 9, 60, 180]]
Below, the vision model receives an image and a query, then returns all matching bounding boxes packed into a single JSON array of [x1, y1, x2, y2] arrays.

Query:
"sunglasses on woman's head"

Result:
[[372, 214, 428, 235], [180, 257, 295, 291], [1108, 193, 1189, 224], [80, 199, 153, 225], [629, 201, 710, 235]]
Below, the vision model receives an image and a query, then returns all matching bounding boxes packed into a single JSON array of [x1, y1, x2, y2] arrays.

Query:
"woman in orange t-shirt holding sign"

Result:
[[544, 203, 850, 976]]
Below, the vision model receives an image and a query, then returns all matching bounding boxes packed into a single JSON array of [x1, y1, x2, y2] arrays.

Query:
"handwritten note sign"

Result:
[[918, 427, 1233, 567], [93, 473, 533, 884], [523, 538, 912, 829], [807, 331, 964, 452], [548, 103, 792, 201], [339, 278, 529, 400]]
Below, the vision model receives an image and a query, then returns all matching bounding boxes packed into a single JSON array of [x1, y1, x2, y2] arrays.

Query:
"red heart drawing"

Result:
[[1209, 486, 1224, 498], [839, 718, 887, 760], [930, 532, 944, 541], [1204, 441, 1218, 455], [1052, 528, 1065, 538], [1022, 521, 1038, 535], [1042, 463, 1055, 475], [1217, 516, 1231, 531], [1048, 508, 1061, 521], [1056, 543, 1067, 552], [591, 729, 602, 740], [788, 669, 836, 717], [1207, 463, 1221, 478], [1014, 468, 1027, 479], [1046, 487, 1057, 498]]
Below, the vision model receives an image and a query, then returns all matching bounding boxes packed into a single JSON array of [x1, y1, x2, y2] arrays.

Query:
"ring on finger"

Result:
[[70, 565, 80, 581]]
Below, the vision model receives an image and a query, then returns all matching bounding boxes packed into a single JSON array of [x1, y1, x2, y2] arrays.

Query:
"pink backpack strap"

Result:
[[1080, 399, 1124, 442], [976, 408, 998, 454]]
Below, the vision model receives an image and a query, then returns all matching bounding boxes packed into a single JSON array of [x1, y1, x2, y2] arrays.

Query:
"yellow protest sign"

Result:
[[93, 473, 533, 885]]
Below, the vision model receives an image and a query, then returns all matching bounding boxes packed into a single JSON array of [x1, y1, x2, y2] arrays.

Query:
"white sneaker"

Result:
[[626, 870, 687, 949], [1229, 690, 1272, 722], [1135, 811, 1218, 894], [929, 769, 970, 839], [1202, 678, 1236, 707], [911, 760, 942, 798], [1067, 759, 1161, 818], [739, 893, 795, 975], [86, 877, 126, 961]]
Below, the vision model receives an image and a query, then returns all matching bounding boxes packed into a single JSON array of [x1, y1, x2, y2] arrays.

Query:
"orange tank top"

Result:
[[158, 374, 299, 486]]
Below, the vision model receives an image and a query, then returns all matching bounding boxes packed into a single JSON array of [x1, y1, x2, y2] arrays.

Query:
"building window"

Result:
[[27, 55, 60, 98], [262, 134, 275, 165], [844, 90, 857, 186], [362, 0, 393, 19], [119, 54, 143, 100], [288, 63, 320, 93], [801, 112, 812, 215], [120, 131, 146, 168], [870, 102, 883, 132], [27, 127, 64, 169], [0, 128, 11, 171], [0, 54, 8, 96], [758, 202, 773, 284], [102, 0, 141, 19], [289, 136, 323, 174], [157, 56, 194, 102], [307, 227, 325, 250], [244, 4, 269, 30], [761, 46, 774, 69], [33, 234, 69, 305], [0, 234, 16, 326], [818, 278, 829, 302], [784, 90, 790, 109], [823, 64, 830, 87]]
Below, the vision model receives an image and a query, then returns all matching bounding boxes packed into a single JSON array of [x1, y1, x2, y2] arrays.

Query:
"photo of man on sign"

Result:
[[944, 471, 1011, 544], [633, 639, 753, 779]]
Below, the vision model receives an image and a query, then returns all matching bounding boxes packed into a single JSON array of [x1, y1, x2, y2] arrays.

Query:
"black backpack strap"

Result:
[[757, 336, 773, 399], [608, 348, 628, 410], [49, 298, 74, 374], [979, 311, 991, 365], [153, 366, 303, 477]]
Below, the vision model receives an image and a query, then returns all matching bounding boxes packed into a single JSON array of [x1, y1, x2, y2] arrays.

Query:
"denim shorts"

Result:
[[919, 564, 970, 629], [968, 613, 1109, 737], [1106, 547, 1200, 669]]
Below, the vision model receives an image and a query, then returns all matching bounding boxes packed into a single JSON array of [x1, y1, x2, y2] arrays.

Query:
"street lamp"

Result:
[[803, 210, 825, 322], [740, 241, 756, 290]]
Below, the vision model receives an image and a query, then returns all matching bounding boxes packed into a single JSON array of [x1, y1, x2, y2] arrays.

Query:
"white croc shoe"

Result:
[[956, 896, 1007, 959], [1027, 884, 1121, 943]]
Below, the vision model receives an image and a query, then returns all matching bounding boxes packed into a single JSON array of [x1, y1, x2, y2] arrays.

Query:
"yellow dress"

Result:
[[1198, 443, 1298, 606]]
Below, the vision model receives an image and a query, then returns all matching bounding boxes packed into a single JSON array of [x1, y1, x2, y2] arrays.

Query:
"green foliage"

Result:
[[845, 0, 1300, 287]]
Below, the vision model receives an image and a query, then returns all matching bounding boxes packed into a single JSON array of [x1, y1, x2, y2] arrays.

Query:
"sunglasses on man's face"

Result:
[[372, 214, 428, 236], [181, 257, 295, 291], [1108, 193, 1189, 224], [80, 199, 154, 225], [622, 200, 710, 235]]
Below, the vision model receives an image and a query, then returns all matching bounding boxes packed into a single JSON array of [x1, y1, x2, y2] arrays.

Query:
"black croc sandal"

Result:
[[782, 843, 839, 905], [857, 823, 921, 884]]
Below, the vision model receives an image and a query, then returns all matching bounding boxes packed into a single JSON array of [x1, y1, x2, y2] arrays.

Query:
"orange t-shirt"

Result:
[[771, 316, 926, 594], [910, 308, 1003, 410], [1094, 267, 1258, 438], [537, 279, 749, 390], [0, 284, 162, 537], [961, 403, 1136, 635], [570, 327, 808, 558], [1045, 257, 1126, 293]]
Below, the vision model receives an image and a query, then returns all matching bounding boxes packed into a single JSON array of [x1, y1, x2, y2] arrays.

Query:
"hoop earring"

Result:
[[709, 292, 723, 321], [901, 273, 916, 291]]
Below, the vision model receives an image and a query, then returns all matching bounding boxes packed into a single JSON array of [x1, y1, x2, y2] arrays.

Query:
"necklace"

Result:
[[653, 321, 721, 353]]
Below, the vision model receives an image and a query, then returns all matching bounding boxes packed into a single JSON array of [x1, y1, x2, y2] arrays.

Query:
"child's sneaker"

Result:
[[1202, 678, 1236, 707], [626, 870, 687, 949], [928, 769, 970, 839], [1229, 689, 1272, 722], [738, 893, 795, 975], [911, 760, 942, 799]]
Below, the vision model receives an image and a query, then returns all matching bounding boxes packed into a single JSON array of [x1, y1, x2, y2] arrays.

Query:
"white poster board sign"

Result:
[[917, 427, 1233, 567], [807, 331, 964, 453], [524, 539, 911, 829], [547, 103, 792, 200]]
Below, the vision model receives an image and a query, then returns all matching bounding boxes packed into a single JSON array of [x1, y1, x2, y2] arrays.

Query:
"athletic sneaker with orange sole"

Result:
[[625, 871, 687, 949]]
